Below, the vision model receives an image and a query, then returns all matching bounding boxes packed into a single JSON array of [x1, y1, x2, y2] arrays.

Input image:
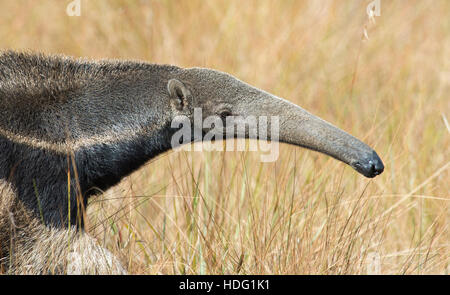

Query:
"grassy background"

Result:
[[0, 0, 448, 274]]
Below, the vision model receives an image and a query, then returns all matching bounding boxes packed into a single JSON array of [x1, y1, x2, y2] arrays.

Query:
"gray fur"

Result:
[[0, 51, 383, 274]]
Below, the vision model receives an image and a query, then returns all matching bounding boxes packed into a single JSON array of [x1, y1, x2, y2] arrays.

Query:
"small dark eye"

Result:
[[220, 110, 232, 120]]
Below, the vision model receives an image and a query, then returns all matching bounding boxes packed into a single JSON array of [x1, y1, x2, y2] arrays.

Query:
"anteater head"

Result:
[[165, 68, 384, 178]]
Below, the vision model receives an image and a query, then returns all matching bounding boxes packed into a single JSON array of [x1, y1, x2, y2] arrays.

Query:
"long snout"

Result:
[[241, 90, 384, 178], [278, 105, 384, 178]]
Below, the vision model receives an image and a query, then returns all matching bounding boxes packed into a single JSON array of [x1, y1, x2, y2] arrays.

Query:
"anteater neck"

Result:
[[0, 121, 175, 228], [0, 51, 184, 228]]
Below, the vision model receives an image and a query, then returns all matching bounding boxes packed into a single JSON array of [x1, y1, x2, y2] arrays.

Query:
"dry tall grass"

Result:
[[0, 0, 448, 274]]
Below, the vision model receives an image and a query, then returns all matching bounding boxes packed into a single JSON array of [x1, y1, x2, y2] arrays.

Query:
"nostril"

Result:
[[368, 160, 377, 175], [352, 152, 384, 177], [370, 152, 384, 175], [376, 161, 384, 172]]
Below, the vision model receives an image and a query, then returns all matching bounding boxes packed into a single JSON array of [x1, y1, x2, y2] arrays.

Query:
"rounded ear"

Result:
[[167, 79, 191, 111]]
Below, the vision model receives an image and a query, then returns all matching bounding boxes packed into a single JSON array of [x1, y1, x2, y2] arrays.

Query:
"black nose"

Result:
[[354, 151, 384, 178]]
